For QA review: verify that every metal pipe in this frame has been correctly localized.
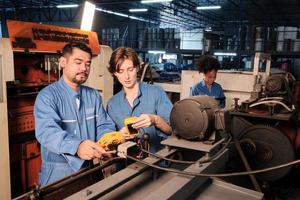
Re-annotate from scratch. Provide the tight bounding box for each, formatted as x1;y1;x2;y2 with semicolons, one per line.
233;138;262;192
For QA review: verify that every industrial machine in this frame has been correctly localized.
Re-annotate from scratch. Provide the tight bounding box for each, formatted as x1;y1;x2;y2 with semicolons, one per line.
229;70;299;182
13;52;300;199
0;20;113;199
5;20;299;199
14;96;265;200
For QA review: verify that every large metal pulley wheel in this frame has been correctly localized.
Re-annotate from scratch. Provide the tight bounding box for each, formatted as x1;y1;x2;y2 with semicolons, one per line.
170;96;219;140
238;125;295;181
265;75;285;93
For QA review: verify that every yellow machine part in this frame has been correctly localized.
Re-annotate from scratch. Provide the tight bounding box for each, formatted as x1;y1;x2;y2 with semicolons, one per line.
97;131;124;150
124;117;140;135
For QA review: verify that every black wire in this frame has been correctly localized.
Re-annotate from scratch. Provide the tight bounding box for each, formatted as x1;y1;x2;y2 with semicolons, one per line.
139;134;232;164
126;154;300;177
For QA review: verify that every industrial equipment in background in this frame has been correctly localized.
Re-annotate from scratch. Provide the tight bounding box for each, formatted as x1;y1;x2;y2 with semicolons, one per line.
14;96;265;200
0;20;113;199
228;52;300;184
13;51;300;199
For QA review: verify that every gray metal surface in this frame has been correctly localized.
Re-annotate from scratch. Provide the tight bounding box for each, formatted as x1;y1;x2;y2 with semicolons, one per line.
65;148;176;200
195;179;263;200
161;136;224;153
66;148;263;200
143;149;228;200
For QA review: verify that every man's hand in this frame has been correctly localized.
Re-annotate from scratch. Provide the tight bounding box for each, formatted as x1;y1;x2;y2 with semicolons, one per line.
77;140;107;160
131;114;156;129
120;126;134;140
131;114;172;134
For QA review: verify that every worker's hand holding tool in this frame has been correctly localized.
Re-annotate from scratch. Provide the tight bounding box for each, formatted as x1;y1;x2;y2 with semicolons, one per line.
131;114;156;129
77;140;110;160
119;126;134;140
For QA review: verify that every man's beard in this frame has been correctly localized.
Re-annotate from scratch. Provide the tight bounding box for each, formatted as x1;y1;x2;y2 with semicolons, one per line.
72;73;88;84
72;78;86;84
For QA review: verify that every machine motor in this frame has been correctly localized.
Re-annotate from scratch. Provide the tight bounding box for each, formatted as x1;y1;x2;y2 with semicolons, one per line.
170;96;226;140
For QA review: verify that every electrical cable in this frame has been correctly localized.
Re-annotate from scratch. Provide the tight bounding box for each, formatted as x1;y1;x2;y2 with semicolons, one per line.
139;134;232;164
126;153;300;177
257;97;283;102
250;100;293;112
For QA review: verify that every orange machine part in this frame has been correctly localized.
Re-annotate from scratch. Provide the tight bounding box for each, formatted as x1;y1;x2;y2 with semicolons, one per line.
13;55;57;86
7;19;100;55
10;140;41;195
8;96;36;135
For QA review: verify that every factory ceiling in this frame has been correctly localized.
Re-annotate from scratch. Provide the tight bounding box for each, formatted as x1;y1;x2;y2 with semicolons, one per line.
1;0;300;30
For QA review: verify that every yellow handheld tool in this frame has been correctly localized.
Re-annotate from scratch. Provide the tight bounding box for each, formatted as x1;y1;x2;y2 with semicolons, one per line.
124;117;140;135
97;131;124;150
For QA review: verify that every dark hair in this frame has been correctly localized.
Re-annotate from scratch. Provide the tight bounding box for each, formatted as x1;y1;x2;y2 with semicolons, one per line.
196;55;220;74
108;47;140;74
62;42;92;58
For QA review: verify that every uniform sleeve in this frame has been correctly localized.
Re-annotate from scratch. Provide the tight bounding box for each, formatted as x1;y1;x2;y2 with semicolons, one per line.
34;91;82;156
106;100;120;130
155;86;173;137
95;92;116;140
219;86;226;108
190;85;197;96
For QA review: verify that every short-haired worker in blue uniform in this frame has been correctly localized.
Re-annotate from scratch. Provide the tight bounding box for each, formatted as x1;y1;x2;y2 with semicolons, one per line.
107;47;172;153
190;55;226;108
34;42;116;185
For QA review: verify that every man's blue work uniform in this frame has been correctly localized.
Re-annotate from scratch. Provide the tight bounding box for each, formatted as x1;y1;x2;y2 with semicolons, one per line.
34;78;115;185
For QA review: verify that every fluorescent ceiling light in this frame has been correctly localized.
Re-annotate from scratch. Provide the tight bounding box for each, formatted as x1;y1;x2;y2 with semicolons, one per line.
197;6;221;10
80;1;95;31
57;4;78;8
141;0;172;4
214;52;237;56
163;54;177;60
148;50;166;54
96;7;156;23
113;12;129;17
205;27;212;32
129;8;148;12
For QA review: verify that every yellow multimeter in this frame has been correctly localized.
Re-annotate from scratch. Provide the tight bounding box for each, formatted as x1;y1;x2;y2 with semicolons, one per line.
124;117;140;135
97;131;124;150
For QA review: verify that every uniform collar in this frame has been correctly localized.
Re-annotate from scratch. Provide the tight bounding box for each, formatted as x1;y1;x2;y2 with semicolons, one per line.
58;77;81;98
122;82;143;100
200;79;206;87
200;79;215;88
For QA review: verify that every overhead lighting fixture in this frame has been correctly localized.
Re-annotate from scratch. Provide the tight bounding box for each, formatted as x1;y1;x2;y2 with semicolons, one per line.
205;27;212;32
96;7;156;23
129;8;148;12
141;0;172;4
80;1;95;31
148;50;166;54
163;54;177;60
114;12;129;17
57;4;79;8
214;52;237;56
196;6;221;10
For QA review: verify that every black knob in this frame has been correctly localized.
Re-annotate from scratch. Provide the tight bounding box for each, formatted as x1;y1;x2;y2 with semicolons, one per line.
143;133;150;141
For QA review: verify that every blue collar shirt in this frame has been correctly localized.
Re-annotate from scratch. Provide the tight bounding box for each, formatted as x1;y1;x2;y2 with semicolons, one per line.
107;83;172;152
190;79;226;108
34;78;115;185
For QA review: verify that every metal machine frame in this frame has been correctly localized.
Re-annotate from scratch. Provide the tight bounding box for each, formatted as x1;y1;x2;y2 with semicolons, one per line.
64;141;263;200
